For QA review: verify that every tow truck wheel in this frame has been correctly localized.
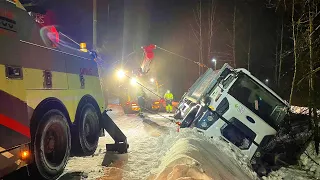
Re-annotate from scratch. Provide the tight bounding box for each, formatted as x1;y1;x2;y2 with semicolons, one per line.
33;109;71;180
74;103;100;156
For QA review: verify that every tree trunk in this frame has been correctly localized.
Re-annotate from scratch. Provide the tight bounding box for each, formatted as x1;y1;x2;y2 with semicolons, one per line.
207;0;215;62
275;18;278;85
308;1;319;154
278;15;284;88
199;0;203;75
248;8;252;71
232;0;237;68
289;0;297;105
308;2;314;119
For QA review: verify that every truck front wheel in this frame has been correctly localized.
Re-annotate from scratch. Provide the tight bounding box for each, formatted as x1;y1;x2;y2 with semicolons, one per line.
180;107;198;128
33;109;71;180
74;103;100;156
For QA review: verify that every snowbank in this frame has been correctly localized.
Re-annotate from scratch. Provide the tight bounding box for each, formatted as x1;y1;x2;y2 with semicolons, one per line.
263;167;315;180
149;128;258;180
65;109;320;180
299;143;320;178
291;106;309;115
291;105;320;115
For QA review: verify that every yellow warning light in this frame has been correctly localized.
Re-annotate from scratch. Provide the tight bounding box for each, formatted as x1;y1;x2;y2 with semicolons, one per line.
80;43;86;49
21;150;30;160
80;43;88;52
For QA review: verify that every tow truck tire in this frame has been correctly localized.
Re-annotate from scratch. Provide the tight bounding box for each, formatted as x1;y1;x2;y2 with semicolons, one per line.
74;103;100;156
33;109;71;180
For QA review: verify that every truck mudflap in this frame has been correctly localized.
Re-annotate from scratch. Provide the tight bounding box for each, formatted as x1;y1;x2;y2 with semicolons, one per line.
100;110;129;154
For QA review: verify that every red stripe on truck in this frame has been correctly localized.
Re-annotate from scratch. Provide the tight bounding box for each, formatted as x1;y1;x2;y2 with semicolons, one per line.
0;114;30;138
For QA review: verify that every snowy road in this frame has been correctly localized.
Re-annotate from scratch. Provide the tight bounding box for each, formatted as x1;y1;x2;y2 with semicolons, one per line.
63;105;257;180
3;106;318;180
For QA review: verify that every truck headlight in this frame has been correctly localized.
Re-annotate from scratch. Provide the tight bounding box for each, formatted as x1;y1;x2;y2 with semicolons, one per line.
255;151;261;158
201;122;208;128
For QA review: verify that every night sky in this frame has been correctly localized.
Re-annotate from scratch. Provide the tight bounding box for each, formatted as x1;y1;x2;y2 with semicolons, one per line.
41;0;305;104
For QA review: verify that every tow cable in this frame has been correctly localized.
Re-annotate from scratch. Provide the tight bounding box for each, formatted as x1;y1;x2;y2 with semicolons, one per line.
138;105;176;123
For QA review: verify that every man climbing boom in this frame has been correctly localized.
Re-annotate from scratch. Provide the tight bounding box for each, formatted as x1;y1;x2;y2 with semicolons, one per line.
164;90;174;113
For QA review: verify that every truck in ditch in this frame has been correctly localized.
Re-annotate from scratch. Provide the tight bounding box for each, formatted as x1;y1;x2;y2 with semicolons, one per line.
176;63;312;175
0;1;128;179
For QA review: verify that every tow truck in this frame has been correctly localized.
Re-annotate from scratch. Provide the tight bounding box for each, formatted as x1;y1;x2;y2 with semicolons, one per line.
177;63;312;175
0;1;128;179
119;87;141;114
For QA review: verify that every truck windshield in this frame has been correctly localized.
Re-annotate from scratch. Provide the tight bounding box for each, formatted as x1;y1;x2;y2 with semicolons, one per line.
228;73;287;129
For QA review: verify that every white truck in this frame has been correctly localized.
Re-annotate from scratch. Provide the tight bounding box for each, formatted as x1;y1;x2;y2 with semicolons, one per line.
175;64;311;175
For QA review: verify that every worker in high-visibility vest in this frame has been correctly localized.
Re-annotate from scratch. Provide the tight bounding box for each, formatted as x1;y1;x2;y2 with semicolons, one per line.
164;90;174;113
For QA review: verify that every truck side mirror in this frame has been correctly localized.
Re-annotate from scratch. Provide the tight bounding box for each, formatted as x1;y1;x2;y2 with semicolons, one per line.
90;51;98;60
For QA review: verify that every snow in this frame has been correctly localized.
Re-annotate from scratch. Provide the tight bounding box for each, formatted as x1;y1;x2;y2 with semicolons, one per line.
291;106;309;115
63;105;320;180
262;167;315;180
291;105;320;115
149;128;258;180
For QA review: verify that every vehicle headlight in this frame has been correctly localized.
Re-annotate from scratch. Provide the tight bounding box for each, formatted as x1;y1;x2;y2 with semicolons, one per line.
255;151;261;158
207;115;213;121
251;158;256;165
201;122;208;128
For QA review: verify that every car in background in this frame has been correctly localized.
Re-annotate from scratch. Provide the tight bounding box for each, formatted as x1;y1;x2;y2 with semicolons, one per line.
122;101;141;114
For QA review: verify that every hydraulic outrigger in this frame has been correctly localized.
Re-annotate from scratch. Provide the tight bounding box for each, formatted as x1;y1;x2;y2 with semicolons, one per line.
101;110;129;154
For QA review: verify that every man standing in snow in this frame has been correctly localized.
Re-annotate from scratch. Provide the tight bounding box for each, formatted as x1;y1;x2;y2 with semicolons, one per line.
164;90;174;113
138;87;146;116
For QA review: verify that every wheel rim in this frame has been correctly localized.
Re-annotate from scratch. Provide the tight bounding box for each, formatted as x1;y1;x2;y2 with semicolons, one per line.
42;121;67;167
83;112;99;146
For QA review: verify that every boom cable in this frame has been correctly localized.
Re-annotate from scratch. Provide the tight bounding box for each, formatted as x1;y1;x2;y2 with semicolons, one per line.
156;46;209;68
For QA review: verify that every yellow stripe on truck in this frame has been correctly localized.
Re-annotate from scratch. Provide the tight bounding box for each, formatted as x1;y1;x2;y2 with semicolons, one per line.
0;147;14;159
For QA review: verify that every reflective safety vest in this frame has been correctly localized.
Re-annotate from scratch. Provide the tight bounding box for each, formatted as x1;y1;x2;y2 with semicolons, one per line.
164;93;174;100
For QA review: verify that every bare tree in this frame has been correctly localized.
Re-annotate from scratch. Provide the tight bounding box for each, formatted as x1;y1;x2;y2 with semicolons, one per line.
307;0;319;154
278;15;284;87
208;0;216;61
233;0;237;67
248;7;252;71
190;0;217;74
289;0;297;104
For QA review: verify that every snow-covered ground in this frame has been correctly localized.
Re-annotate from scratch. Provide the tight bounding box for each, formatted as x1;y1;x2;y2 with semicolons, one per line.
62;105;320;180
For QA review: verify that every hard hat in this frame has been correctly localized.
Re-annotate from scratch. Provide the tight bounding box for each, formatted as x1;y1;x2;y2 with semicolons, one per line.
167;90;170;93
